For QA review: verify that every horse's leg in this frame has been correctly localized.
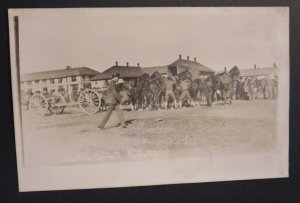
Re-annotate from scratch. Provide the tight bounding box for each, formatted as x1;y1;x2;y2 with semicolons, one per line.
228;89;232;104
158;93;162;110
130;98;135;111
210;89;215;106
142;95;145;109
195;90;200;107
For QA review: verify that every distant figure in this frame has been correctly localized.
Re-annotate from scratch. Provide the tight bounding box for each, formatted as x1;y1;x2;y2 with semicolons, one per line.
236;78;242;100
58;88;70;102
98;73;127;129
243;78;249;100
265;75;275;100
164;76;177;109
231;79;238;100
247;77;257;100
25;89;33;109
70;88;78;102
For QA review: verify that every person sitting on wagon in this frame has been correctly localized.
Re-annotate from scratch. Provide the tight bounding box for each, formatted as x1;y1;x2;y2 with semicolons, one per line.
98;72;127;129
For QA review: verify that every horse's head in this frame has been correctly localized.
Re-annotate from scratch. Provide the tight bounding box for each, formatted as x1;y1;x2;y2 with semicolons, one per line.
177;69;192;81
150;71;159;79
229;66;240;79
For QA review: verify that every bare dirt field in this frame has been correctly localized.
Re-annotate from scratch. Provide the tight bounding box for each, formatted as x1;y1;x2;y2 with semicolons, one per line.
21;100;277;167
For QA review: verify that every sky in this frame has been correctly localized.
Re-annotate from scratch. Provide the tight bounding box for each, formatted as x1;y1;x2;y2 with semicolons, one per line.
15;7;289;74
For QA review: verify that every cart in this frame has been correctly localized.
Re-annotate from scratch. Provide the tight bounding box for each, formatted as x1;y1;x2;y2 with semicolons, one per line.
28;88;106;116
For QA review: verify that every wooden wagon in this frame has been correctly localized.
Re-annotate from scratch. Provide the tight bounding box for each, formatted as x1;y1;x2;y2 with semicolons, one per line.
28;88;106;116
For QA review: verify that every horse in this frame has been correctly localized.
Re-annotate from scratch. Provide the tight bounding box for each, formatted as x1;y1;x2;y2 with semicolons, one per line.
149;71;166;109
176;69;193;81
207;66;240;106
133;73;154;110
117;74;154;111
189;78;216;106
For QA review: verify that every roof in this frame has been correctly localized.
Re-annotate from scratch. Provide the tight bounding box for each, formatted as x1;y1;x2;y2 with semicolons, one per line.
142;66;169;75
21;67;100;82
169;59;214;73
240;67;278;77
91;65;144;80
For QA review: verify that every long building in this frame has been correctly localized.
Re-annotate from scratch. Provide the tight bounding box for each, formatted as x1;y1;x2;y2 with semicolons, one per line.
239;64;278;79
20;66;100;94
143;55;215;78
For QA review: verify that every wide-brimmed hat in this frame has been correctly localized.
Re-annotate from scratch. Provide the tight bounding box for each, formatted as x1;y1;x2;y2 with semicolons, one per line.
112;73;120;78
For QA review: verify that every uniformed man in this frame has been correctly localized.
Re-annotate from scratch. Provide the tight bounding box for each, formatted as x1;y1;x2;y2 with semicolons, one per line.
164;76;177;109
178;78;192;108
98;73;127;129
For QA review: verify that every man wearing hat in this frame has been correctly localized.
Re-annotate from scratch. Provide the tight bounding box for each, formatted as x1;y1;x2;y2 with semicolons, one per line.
98;72;127;129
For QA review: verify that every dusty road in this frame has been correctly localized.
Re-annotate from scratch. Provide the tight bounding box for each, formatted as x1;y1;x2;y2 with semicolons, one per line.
21;100;277;167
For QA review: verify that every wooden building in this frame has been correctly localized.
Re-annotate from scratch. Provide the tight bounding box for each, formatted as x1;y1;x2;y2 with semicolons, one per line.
143;55;214;78
20;66;100;94
239;64;278;79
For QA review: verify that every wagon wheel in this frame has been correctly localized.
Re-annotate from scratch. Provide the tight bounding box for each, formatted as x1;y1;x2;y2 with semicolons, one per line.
49;93;66;115
28;93;49;116
78;89;101;114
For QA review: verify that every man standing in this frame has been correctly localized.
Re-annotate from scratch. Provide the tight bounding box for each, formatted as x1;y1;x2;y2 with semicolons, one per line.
164;76;177;109
98;73;127;129
178;78;192;108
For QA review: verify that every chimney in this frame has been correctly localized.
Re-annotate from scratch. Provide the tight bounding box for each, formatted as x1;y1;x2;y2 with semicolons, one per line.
115;61;118;67
224;67;227;72
179;55;182;60
194;58;197;62
254;64;257;69
187;56;189;61
137;63;140;67
126;62;129;67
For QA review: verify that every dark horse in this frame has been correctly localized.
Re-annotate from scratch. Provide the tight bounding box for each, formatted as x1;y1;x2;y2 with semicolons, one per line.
148;71;166;109
118;73;154;110
207;66;240;106
134;73;155;109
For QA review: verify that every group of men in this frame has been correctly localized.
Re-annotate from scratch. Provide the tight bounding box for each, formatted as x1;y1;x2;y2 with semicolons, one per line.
232;75;277;101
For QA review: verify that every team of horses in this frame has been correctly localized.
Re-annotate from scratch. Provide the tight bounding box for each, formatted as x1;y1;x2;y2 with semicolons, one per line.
117;66;242;110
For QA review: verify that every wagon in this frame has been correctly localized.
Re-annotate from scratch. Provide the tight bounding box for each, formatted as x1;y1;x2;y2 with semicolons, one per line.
28;88;106;116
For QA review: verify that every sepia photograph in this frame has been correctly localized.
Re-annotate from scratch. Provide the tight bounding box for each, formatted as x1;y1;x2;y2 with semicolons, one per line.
8;7;289;192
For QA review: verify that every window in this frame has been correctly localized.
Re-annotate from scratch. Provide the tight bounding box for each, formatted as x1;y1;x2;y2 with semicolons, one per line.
71;76;76;82
43;87;48;92
50;79;55;84
35;80;39;84
58;78;62;83
42;80;46;85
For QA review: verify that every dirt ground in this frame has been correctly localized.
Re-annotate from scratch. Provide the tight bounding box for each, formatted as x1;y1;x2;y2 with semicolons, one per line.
21;100;277;167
